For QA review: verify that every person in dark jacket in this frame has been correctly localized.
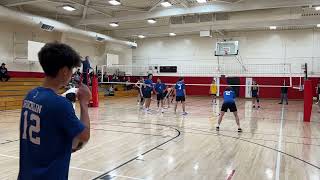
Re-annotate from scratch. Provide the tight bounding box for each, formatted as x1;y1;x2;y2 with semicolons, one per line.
0;63;10;81
279;81;289;105
82;56;91;85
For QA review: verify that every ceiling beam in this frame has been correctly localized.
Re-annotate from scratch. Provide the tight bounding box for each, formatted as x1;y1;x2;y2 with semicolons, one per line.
76;0;320;26
111;16;320;38
82;0;90;19
88;2;147;12
148;0;164;12
5;0;47;7
215;30;225;36
65;0;113;17
172;0;189;8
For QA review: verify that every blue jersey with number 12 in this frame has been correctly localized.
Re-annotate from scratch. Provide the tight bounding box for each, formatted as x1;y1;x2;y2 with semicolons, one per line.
175;81;185;97
223;90;236;103
19;87;85;180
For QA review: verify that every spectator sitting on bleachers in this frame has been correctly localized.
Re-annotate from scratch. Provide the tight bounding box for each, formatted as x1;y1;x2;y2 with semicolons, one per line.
103;72;109;82
76;68;81;76
0;63;10;82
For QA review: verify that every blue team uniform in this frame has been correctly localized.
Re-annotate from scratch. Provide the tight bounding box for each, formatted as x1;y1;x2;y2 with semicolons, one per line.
155;83;166;94
221;90;237;112
175;81;185;97
223;90;235;103
155;83;166;100
175;81;186;102
143;79;153;98
19;87;85;180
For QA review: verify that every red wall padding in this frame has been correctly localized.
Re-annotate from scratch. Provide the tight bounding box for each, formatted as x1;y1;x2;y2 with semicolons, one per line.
8;71;319;99
8;71;45;78
150;76;319;99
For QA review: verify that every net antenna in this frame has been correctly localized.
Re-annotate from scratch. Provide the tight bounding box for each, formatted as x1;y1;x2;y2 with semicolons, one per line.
304;63;308;80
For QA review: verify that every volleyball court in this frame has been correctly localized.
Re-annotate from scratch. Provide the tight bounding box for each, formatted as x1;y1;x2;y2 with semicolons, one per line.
94;40;315;123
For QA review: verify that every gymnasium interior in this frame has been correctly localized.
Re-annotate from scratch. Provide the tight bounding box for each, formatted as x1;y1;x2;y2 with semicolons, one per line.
0;0;320;179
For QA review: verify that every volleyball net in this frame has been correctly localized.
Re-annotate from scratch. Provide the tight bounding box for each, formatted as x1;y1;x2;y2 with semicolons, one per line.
97;63;298;88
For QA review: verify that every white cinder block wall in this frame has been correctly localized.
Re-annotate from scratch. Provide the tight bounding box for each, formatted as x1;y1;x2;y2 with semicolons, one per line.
133;29;320;77
0;22;132;73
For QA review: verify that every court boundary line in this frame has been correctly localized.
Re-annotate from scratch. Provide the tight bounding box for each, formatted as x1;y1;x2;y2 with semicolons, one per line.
92;121;320;146
173;126;320;170
92;120;320;179
92;123;181;180
0;153;144;180
109;121;320;170
226;169;236;180
275;104;285;180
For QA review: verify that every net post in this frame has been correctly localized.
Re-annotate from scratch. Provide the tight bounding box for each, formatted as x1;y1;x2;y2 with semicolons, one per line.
91;74;99;108
304;79;312;122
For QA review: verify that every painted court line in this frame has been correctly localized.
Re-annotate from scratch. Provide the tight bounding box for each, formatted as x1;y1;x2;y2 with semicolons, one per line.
275;105;285;180
108;174;145;180
0;153;18;159
226;169;236;180
69;166;103;174
0;153;143;180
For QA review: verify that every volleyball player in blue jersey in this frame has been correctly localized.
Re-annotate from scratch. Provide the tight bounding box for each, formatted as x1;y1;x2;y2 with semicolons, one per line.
19;42;91;180
216;87;242;132
174;77;187;115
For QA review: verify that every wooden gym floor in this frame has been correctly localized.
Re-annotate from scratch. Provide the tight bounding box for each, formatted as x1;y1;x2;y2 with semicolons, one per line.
0;96;319;180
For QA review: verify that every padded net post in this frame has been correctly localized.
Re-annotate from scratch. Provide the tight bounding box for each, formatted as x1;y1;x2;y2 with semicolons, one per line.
303;80;312;122
90;75;99;107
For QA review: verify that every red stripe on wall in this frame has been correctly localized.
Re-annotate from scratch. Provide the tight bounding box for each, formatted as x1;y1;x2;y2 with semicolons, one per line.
150;76;319;99
8;71;45;78
11;71;317;99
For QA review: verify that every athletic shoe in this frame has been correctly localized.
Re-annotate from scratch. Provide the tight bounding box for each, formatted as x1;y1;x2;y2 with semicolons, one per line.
278;102;283;104
216;126;220;131
238;128;242;132
161;109;164;113
258;106;260;109
253;105;255;108
316;102;319;105
182;112;188;116
286;103;288;105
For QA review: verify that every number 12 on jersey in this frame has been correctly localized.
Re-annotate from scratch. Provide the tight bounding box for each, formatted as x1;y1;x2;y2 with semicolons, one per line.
22;110;41;145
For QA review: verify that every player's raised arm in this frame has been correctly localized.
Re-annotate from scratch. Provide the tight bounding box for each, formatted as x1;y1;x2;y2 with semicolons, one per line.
75;84;92;143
